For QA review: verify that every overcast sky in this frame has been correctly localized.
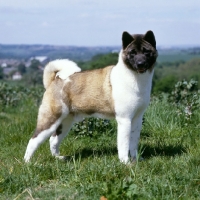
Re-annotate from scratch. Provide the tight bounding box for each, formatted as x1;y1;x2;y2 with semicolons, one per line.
0;0;200;47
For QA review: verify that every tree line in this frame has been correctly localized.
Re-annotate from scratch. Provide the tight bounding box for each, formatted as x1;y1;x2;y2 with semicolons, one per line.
1;52;199;93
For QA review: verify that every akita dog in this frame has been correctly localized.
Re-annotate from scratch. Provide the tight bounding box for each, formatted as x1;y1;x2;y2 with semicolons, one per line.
24;30;158;163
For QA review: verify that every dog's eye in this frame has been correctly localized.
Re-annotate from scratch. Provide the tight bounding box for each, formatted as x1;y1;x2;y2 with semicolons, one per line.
143;48;152;56
130;49;137;55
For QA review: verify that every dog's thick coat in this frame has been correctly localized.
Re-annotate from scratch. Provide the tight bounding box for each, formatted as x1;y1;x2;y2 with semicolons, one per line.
24;31;158;163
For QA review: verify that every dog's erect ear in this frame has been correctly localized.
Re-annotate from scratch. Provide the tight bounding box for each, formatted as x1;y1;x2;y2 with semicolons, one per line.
143;30;156;48
122;31;134;49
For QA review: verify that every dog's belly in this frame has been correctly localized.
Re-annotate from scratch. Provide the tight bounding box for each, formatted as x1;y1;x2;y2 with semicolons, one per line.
72;112;114;124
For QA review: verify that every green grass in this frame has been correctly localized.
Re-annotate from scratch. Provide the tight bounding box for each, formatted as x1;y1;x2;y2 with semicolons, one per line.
0;97;200;199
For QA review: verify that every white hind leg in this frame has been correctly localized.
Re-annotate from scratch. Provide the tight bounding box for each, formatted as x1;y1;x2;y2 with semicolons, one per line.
49;115;74;159
24;117;64;162
24;95;69;163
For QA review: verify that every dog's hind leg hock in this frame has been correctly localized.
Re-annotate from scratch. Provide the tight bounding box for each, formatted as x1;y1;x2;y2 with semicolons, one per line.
116;117;132;164
49;115;74;159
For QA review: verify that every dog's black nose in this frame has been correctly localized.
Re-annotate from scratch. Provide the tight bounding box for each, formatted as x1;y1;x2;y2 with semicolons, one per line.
137;61;145;68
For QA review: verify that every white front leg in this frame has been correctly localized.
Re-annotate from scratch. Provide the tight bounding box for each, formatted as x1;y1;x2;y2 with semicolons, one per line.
129;115;143;161
116;117;132;163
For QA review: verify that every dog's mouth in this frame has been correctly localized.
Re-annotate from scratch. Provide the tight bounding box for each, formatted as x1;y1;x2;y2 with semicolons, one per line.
133;61;150;74
134;65;149;73
136;68;147;73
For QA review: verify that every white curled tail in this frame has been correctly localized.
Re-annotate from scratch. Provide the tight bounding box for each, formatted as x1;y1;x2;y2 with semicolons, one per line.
43;59;81;89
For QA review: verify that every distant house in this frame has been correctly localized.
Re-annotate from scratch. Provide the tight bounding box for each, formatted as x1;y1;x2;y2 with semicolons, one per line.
1;63;7;68
0;59;21;68
12;72;22;80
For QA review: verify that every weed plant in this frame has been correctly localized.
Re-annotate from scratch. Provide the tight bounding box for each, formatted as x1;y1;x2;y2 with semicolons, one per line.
0;82;200;199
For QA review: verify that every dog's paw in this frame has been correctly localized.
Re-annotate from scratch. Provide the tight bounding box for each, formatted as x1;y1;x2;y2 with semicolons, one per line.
129;156;144;163
119;157;129;164
55;155;72;161
24;153;31;163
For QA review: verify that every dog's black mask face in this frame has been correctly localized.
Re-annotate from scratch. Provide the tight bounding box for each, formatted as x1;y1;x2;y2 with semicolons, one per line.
122;30;158;73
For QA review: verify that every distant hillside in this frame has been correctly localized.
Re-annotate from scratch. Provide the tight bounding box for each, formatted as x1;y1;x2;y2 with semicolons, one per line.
0;44;120;61
0;44;200;62
157;46;200;62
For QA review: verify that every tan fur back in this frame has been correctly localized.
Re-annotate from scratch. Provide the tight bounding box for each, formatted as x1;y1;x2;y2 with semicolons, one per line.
63;66;115;117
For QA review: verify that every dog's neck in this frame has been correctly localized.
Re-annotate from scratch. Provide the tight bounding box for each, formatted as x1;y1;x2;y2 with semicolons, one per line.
114;50;154;93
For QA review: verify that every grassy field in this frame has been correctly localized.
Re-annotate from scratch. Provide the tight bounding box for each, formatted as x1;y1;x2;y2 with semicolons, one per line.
0;92;200;199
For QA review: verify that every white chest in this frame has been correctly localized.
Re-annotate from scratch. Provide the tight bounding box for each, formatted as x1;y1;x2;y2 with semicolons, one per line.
110;62;153;118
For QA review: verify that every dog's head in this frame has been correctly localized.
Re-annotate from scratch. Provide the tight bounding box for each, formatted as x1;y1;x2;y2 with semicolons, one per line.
122;30;158;73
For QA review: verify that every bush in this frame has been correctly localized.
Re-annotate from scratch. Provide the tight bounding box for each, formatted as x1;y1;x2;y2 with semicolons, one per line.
0;82;43;111
168;79;199;124
153;75;177;94
0;67;4;79
72;118;115;138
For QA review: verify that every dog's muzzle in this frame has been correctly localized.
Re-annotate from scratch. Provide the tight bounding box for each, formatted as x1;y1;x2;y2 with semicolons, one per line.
135;60;149;73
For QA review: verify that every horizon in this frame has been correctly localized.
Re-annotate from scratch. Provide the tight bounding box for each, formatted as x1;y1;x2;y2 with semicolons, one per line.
1;43;200;49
